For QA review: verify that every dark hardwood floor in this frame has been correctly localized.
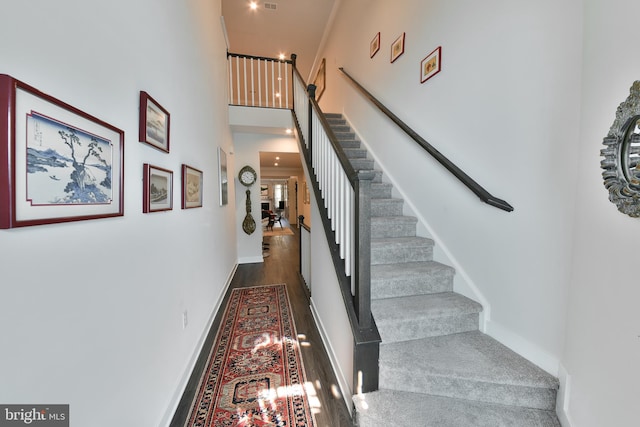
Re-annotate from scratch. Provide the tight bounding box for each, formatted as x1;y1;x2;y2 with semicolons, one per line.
170;219;354;427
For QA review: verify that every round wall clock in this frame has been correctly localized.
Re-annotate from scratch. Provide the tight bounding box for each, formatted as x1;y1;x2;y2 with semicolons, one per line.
238;165;257;234
238;165;257;187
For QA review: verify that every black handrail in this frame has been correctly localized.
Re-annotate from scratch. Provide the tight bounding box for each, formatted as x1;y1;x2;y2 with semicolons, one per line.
339;68;514;212
227;51;293;64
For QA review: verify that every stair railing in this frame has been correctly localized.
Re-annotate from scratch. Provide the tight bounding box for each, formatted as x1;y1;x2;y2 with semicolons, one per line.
339;67;514;212
292;56;381;394
227;52;293;109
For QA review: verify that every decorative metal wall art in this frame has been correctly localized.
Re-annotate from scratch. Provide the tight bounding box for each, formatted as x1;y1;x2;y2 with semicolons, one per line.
601;81;640;217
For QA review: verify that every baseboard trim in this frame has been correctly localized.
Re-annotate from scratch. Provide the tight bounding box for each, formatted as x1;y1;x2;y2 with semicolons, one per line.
485;319;559;376
160;262;238;427
556;363;574;427
309;298;353;416
238;255;264;264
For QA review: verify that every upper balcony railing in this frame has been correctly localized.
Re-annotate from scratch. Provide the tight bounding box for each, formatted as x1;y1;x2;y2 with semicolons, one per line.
227;52;293;109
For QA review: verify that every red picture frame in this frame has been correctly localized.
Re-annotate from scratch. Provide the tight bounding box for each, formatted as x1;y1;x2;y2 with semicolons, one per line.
0;74;125;228
370;32;381;58
421;46;442;83
391;32;405;63
181;164;203;209
143;164;173;213
139;91;170;153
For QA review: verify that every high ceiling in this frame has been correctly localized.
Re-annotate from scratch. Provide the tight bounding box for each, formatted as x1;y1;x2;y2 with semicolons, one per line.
221;0;337;83
223;0;337;177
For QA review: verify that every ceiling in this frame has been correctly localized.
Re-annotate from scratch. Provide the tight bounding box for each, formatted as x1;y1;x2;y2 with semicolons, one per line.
221;0;337;83
223;0;336;177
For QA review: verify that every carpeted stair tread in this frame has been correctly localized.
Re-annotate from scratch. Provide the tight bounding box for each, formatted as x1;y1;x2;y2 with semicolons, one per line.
373;292;482;342
371;261;454;298
353;389;561;427
371;181;392;197
371;236;434;265
379;331;559;410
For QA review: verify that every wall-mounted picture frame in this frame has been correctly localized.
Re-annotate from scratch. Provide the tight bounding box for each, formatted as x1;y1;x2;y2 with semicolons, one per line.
139;91;170;153
0;74;125;229
313;58;326;101
303;182;310;204
143;164;173;213
181;164;203;209
370;32;381;58
421;46;442;83
218;147;228;206
391;32;406;63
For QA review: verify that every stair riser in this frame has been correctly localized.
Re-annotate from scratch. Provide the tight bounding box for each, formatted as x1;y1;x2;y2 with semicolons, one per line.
376;313;479;343
339;140;361;149
371;183;392;198
371;246;432;265
371;272;454;298
371;221;416;238
343;149;367;159
330;124;351;133
349;158;375;170
378;368;558;411
371;200;404;217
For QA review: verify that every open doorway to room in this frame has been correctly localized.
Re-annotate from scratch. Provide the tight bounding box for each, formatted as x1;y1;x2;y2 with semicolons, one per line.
259;151;305;227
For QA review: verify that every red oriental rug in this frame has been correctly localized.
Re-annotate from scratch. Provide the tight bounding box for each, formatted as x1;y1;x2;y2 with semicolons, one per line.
184;284;316;427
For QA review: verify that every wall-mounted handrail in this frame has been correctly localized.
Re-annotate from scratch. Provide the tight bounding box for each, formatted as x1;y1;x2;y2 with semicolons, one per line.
339;68;514;212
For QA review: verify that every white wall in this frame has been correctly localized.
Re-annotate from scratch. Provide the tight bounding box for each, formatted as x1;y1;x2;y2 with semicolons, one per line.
560;0;640;425
233;131;299;262
0;1;237;426
318;0;582;375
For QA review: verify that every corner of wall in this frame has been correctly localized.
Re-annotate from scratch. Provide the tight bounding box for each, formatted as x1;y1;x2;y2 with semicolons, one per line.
556;363;574;427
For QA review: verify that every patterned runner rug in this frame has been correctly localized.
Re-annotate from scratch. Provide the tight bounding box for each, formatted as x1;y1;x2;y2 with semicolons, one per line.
184;284;316;427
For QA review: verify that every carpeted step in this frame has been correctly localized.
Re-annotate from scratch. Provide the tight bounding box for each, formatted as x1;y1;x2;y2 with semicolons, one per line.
379;331;559;410
348;158;375;170
324;112;343;120
353;389;561;427
329;124;351;133
371;215;417;238
337;138;361;149
371;261;455;298
371;236;433;265
371;181;392;198
372;292;482;343
343;147;368;159
371;198;404;217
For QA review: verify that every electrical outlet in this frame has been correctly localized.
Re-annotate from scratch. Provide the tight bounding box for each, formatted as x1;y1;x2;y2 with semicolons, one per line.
182;310;188;329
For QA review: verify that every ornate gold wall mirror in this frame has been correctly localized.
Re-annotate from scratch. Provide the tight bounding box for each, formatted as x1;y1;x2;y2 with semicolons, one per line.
601;81;640;217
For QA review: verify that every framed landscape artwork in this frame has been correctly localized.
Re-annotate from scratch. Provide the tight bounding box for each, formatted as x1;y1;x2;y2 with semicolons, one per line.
143;164;173;213
421;46;442;83
370;32;381;58
0;74;125;228
139;91;170;153
181;164;203;209
391;32;405;63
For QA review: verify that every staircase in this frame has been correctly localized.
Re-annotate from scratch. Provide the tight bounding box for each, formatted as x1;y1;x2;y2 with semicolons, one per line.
324;113;561;427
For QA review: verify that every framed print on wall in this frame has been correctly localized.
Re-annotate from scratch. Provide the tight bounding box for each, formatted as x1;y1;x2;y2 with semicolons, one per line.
391;32;405;63
143;164;173;213
139;91;170;153
370;32;381;58
0;74;125;229
181;164;203;209
313;58;326;101
421;46;442;83
218;147;228;206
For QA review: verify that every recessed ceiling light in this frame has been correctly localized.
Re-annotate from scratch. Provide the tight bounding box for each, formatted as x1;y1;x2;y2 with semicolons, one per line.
274;163;279;166
278;53;285;60
276;156;280;160
249;2;258;10
275;92;281;98
285;129;292;134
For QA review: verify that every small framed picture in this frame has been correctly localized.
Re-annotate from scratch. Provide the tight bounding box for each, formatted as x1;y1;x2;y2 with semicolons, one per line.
181;164;203;209
313;58;326;101
0;74;124;228
139;91;170;153
391;32;405;63
370;32;380;58
218;147;228;206
143;164;173;213
421;46;442;83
